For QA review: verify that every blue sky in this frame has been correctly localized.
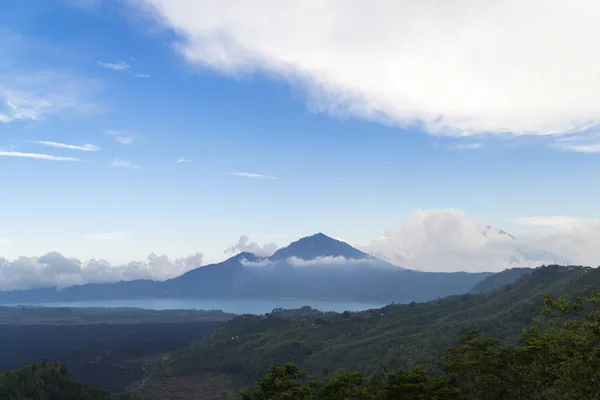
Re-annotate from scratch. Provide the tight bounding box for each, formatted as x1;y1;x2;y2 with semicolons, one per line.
1;0;599;281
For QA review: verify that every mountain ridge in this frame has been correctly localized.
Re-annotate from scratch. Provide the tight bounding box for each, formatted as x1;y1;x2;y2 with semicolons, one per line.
0;233;490;304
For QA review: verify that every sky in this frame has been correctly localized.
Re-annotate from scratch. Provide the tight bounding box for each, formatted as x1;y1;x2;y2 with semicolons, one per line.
1;0;600;289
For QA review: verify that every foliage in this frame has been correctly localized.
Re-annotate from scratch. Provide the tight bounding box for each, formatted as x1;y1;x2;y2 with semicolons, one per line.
0;361;131;400
161;265;600;384
242;290;600;399
0;321;222;393
469;267;533;294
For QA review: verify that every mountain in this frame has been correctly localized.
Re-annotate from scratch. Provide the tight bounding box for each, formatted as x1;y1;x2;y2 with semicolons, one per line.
0;233;490;304
269;233;374;262
152;264;600;392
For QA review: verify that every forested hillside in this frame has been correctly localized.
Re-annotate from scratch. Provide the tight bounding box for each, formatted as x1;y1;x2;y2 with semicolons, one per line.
242;291;600;399
0;362;132;400
469;267;533;293
154;265;600;390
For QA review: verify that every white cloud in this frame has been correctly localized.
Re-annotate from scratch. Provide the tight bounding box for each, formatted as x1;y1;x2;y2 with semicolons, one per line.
31;140;100;152
286;256;366;267
116;136;135;145
0;151;81;162
0;251;204;290
225;234;278;257
176;157;191;163
105;130;135;145
83;232;131;240
0;71;103;122
231;171;276;179
553;131;600;153
97;60;131;71
513;216;589;228
363;209;600;272
131;0;600;138
105;129;126;135
111;157;140;169
442;142;484;150
97;60;150;78
240;258;274;268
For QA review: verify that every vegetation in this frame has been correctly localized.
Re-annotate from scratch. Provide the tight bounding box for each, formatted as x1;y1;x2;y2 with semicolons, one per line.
159;265;600;385
0;305;234;325
242;291;600;399
469;267;532;294
0;321;223;393
0;361;128;399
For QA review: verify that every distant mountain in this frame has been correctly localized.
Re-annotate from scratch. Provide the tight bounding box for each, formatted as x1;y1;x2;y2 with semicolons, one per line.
0;233;489;304
269;233;373;262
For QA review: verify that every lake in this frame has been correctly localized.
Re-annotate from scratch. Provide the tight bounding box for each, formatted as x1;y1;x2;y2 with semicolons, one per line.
9;298;386;315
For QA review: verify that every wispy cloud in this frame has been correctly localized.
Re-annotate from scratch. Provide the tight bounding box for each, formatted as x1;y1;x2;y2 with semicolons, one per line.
176;157;191;164
83;232;131;240
231;171;276;179
116;136;134;145
31;140;100;152
97;60;150;78
442;142;484;150
105;129;135;145
556;143;600;154
512;216;591;228
111;157;140;169
553;131;600;154
97;60;130;71
0;71;103;122
0;151;81;162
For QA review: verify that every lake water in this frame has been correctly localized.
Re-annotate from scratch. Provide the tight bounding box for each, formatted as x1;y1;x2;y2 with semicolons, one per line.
11;298;386;315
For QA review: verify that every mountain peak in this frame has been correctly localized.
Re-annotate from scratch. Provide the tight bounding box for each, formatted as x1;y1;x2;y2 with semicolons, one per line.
269;233;369;261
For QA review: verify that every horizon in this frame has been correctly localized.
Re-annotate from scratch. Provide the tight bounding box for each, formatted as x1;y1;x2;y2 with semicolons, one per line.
1;1;600;290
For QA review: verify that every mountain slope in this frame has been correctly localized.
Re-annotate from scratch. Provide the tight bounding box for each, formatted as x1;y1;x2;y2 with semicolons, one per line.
157;265;599;386
469;267;533;293
0;233;489;304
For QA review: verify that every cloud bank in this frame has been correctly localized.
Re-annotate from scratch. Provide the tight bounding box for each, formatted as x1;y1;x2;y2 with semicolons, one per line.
131;0;600;137
225;235;278;257
0;252;203;290
363;209;600;272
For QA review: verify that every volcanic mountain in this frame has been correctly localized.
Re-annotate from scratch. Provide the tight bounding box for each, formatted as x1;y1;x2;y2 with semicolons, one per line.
0;233;492;304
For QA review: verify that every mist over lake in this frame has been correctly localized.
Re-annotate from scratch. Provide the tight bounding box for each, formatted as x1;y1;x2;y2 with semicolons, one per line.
5;298;386;315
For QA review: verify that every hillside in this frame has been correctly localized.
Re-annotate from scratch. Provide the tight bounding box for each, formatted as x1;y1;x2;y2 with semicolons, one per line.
469;267;533;293
149;265;600;395
0;362;125;399
241;289;600;400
